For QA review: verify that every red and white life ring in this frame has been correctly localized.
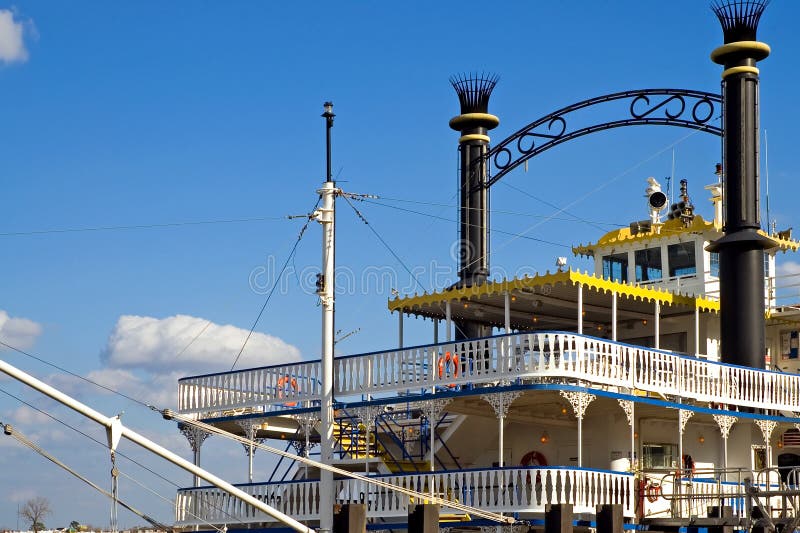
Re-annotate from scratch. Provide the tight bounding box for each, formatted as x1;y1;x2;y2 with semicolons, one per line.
646;482;662;503
520;450;548;483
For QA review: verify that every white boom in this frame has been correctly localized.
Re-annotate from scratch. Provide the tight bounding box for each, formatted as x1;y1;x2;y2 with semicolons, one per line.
0;358;314;533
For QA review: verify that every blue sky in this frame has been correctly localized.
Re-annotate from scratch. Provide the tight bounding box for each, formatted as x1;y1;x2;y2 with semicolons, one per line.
1;1;800;528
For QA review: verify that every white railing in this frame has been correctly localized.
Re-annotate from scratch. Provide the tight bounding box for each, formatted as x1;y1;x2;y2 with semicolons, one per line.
174;467;634;526
178;331;800;416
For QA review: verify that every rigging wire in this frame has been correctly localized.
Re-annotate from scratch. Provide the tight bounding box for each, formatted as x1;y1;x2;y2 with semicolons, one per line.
341;193;429;293
357;198;570;249
0;385;240;525
0;215;287;238
1;422;172;532
497;181;609;232
117;471;227;533
0;339;151;410
370;194;620;227
230;199;320;371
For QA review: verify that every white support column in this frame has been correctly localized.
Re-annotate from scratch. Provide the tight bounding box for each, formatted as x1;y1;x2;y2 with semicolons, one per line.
677;409;693;517
445;301;452;342
654;301;661;350
315;180;336;532
180;424;210;488
713;414;737;478
482;390;522;468
618;400;634;469
694;305;700;357
417;399;451;498
612;291;618;341
577;283;584;335
756;419;778;468
560;391;595;467
398;311;404;349
235;420;263;483
292;413;319;480
678;409;694;474
504;292;511;333
353;405;384;478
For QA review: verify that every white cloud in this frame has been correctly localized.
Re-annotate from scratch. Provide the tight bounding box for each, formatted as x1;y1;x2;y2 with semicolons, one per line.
101;314;302;374
9;404;52;425
777;260;800;278
0;9;29;64
0;310;43;350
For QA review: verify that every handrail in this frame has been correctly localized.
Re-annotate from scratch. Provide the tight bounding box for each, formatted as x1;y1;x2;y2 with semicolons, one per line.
175;465;635;525
178;331;800;417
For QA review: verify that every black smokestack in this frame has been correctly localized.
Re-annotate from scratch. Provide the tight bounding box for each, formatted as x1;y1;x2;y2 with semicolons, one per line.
707;0;773;369
449;73;499;341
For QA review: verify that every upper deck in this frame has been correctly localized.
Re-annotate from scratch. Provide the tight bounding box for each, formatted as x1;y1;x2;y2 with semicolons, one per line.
178;330;800;418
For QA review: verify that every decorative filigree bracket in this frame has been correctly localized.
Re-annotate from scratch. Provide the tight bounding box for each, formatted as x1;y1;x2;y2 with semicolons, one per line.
179;423;210;452
679;409;694;434
235;419;266;458
617;399;634;427
479;89;722;188
416;398;452;424
481;390;522;419
714;414;737;440
292;412;320;436
755;419;778;444
559;391;596;419
352;405;385;433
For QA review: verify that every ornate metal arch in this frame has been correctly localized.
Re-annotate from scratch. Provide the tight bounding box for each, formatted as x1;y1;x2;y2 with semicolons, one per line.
483;89;722;188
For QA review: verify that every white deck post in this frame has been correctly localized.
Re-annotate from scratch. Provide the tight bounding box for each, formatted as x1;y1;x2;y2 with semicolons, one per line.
694;305;700;356
630;402;635;467
560;391;595;468
714;415;736;480
445;301;452;342
504;292;511;333
180;426;209;488
654;301;661;350
577;283;583;335
398;311;404;349
611;291;618;341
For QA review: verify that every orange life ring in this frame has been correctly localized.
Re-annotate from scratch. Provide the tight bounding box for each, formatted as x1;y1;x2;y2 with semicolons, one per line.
438;352;460;383
277;375;298;406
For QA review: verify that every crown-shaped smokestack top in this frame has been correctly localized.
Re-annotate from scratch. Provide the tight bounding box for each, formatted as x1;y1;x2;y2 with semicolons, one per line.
450;73;499;114
711;0;769;43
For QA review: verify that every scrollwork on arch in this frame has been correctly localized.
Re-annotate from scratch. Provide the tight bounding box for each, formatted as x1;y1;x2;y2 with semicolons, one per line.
479;89;722;189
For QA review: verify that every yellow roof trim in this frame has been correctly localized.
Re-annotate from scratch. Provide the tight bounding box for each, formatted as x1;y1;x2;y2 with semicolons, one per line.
573;216;717;257
573;214;800;256
388;269;720;313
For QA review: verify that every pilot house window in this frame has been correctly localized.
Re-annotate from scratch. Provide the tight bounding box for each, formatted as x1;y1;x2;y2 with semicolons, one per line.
635;248;662;282
668;242;696;277
603;252;628;283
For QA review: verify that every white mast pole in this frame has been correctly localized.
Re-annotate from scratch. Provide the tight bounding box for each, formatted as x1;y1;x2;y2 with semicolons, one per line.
0;358;315;533
317;179;336;532
317;101;337;533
